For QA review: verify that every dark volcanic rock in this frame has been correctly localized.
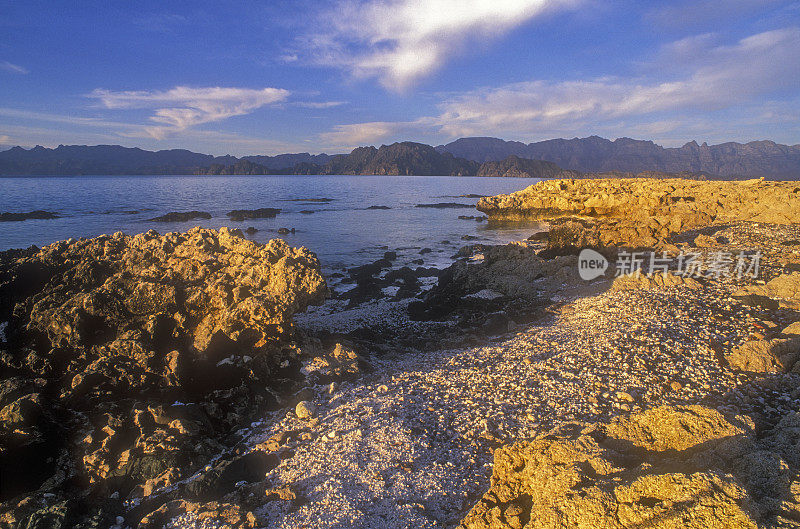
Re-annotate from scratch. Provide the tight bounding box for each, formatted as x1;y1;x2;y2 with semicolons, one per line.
0;210;59;222
226;208;281;221
366;205;391;210
150;211;211;222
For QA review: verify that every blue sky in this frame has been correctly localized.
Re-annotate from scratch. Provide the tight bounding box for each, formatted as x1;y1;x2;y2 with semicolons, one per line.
0;0;798;155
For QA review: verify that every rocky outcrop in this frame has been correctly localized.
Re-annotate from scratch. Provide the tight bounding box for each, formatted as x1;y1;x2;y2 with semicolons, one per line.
478;178;800;228
725;319;800;374
0;228;327;526
460;405;800;528
543;216;676;251
476;155;579;179
734;272;800;311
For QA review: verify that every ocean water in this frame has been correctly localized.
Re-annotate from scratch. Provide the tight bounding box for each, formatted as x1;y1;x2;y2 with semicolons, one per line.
0;175;545;272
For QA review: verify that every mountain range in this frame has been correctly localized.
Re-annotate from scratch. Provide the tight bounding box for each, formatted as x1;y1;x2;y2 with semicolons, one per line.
1;136;798;178
437;136;800;178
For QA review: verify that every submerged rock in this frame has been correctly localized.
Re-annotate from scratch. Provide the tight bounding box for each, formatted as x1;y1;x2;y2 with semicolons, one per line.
226;208;281;221
0;210;59;222
416;203;474;209
150;211;211;222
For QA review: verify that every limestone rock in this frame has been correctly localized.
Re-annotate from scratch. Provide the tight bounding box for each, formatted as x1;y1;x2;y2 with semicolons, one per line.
295;401;317;419
727;337;800;373
734;273;800;311
460;405;800;529
477;179;800;228
0;228;327;520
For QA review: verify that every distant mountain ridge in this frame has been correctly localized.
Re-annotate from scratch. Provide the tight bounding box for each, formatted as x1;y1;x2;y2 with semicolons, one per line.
0;145;334;175
196;142;570;177
1;136;799;178
299;142;479;176
437;136;800;178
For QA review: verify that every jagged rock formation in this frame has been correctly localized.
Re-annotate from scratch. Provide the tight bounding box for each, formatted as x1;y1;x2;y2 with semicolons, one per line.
476;155;580;179
0;228;327;527
478;178;800;230
439;136;800;178
460;405;800;528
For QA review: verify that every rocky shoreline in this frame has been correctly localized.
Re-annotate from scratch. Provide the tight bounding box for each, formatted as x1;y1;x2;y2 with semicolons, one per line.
2;178;800;528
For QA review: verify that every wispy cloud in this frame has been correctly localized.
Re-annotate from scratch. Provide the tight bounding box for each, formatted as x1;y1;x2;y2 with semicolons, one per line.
319;27;800;147
302;0;581;91
0;61;29;74
294;101;346;109
89;86;291;139
0;135;12;144
320;121;410;145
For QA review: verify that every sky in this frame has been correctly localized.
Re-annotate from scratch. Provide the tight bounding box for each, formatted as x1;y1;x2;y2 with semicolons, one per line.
0;0;798;156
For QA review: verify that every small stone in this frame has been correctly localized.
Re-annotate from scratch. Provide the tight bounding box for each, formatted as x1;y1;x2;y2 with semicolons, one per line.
295;401;317;419
616;391;634;402
377;384;389;393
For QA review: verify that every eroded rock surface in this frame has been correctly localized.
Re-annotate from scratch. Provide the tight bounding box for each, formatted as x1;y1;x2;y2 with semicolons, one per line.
478;178;800;229
461;405;800;529
0;227;327;527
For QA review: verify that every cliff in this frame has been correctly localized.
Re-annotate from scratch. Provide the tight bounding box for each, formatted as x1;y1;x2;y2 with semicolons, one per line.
476;155;580;178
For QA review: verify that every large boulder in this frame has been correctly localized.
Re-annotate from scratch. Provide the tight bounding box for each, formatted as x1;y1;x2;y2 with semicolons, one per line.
460;405;800;528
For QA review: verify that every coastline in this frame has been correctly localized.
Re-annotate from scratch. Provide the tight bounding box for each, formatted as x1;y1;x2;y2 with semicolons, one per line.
2;178;800;527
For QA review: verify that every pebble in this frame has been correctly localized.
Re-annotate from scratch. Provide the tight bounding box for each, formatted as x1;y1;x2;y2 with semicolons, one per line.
296;401;317;419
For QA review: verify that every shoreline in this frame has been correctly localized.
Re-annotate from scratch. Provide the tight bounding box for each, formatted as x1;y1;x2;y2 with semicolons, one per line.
2;178;800;527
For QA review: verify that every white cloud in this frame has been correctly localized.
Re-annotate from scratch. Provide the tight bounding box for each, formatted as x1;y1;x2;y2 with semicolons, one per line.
319;27;800;146
320;121;406;145
0;61;29;74
89;86;290;139
305;0;581;90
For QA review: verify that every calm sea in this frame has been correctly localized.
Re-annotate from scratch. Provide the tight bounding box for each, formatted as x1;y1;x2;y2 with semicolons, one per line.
0;175;544;272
